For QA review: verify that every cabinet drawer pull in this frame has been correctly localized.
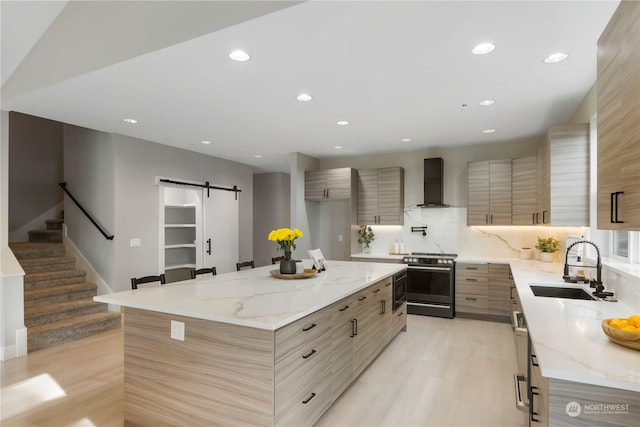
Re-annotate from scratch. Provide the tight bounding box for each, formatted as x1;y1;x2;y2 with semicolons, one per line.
542;210;548;224
465;267;478;270
302;392;316;404
531;353;539;367
339;305;350;312
532;213;536;224
380;300;385;315
614;191;624;223
530;386;540;422
302;349;317;359
373;288;381;293
466;278;477;282
465;297;477;301
397;311;404;317
358;296;367;302
302;323;317;332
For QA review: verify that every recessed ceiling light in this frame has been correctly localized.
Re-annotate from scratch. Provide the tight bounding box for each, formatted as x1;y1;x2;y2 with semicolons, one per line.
229;49;250;62
544;52;568;64
478;99;495;106
296;93;313;102
482;129;496;134
336;120;350;126
254;154;263;158
200;140;212;145
333;145;343;150
123;118;138;124
472;42;495;55
400;138;412;142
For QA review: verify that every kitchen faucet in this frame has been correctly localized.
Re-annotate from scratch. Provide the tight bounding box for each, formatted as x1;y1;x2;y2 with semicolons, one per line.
562;240;611;297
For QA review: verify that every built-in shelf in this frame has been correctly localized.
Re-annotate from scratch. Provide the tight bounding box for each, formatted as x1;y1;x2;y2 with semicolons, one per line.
165;244;196;249
164;224;196;228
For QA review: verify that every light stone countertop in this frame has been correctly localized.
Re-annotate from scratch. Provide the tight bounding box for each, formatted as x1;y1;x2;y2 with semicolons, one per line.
509;259;640;393
95;260;405;331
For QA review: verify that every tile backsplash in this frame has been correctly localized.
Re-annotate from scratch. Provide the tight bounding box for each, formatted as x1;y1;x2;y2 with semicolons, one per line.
360;207;586;259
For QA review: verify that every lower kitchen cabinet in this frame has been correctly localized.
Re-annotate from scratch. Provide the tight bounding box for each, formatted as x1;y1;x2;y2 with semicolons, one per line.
456;262;512;322
529;344;549;427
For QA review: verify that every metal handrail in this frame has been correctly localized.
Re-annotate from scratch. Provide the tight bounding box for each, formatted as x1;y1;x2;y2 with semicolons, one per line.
58;182;114;240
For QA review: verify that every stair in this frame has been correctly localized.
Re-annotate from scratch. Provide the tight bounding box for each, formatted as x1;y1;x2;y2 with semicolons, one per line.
27;218;64;243
9;242;121;352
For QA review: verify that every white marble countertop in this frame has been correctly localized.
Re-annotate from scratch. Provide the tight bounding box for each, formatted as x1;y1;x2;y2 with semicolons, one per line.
95;261;405;331
350;253;406;260
509;259;640;393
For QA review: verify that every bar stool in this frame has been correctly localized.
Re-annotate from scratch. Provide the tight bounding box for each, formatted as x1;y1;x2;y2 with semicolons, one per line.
191;267;217;279
236;260;255;271
131;274;166;290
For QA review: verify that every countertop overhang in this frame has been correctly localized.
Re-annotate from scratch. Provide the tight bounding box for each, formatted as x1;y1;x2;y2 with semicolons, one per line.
509;259;640;393
95;261;405;331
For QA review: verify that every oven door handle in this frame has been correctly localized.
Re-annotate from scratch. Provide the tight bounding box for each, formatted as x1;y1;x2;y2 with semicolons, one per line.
407;266;451;272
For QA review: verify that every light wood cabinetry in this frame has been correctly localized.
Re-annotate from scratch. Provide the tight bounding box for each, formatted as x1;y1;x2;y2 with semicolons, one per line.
511;156;537;225
529;343;549;427
455;263;489;315
330;295;356;400
488;263;513;319
535;124;590;226
467;159;512;225
305;168;356;201
456;262;511;322
357;167;405;225
597;0;640;230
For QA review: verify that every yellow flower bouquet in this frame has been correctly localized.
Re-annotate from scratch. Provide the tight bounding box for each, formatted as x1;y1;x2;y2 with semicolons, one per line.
268;227;304;256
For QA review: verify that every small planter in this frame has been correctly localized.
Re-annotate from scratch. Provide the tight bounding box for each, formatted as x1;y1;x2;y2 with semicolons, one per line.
540;252;555;262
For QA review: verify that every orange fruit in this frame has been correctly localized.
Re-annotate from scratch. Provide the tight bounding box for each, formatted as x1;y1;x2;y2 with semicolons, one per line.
627;314;640;327
609;318;627;329
621;325;640;334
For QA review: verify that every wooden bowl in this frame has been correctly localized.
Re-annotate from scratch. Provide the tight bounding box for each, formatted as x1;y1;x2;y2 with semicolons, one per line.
602;319;640;351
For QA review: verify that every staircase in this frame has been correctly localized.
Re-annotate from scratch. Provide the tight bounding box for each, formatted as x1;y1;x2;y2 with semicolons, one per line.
10;235;121;352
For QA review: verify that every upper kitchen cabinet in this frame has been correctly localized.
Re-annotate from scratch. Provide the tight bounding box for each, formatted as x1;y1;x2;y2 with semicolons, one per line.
467;159;512;225
357;167;404;225
305;168;357;201
536;124;590;226
597;0;640;230
511;156;537;225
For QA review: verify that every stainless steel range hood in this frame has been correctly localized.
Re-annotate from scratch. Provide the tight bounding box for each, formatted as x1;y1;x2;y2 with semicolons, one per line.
418;157;450;207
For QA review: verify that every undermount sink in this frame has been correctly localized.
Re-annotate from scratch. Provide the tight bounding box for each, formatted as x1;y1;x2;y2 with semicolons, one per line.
529;285;596;300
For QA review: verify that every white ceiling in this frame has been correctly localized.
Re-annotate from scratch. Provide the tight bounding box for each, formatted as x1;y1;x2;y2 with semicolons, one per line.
1;0;619;173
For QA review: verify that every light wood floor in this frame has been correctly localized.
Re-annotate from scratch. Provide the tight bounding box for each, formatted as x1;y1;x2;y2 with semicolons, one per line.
1;315;526;427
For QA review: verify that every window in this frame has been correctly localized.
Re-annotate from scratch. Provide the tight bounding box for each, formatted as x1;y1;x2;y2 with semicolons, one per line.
611;230;629;259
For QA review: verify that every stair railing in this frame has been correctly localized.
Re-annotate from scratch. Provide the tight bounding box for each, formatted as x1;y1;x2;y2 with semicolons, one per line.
58;182;114;240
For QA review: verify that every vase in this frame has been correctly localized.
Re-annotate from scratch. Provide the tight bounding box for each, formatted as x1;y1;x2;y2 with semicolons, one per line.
540;252;555;262
280;250;296;274
363;244;370;254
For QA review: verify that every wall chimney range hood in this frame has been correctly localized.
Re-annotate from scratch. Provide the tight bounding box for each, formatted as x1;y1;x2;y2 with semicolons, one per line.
418;157;450;207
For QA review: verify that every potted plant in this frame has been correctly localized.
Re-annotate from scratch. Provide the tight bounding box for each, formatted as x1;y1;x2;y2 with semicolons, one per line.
536;236;559;262
268;227;303;274
358;225;375;253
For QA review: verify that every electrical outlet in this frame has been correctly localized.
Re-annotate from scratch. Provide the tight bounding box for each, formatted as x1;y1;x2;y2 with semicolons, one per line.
130;238;141;247
338;234;343;242
170;320;185;341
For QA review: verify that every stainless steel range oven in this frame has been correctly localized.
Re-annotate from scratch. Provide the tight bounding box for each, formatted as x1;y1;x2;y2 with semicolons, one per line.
402;253;457;318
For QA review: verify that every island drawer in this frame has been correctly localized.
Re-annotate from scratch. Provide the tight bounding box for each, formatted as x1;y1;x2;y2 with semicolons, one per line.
275;306;331;361
275;370;332;427
275;334;331;423
456;281;489;296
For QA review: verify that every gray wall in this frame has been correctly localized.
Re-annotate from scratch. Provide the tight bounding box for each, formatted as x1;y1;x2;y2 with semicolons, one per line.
9;112;63;231
63;125;116;286
112;134;254;292
253;172;290;267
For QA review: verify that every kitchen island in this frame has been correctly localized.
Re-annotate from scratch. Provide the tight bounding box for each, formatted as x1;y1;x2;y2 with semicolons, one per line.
95;261;406;426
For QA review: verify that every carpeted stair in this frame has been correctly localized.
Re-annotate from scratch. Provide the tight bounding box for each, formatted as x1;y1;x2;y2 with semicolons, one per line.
27;218;64;243
9;241;121;352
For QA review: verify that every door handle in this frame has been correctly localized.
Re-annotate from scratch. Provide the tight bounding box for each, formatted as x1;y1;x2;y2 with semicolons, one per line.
206;238;212;255
614;192;624;223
